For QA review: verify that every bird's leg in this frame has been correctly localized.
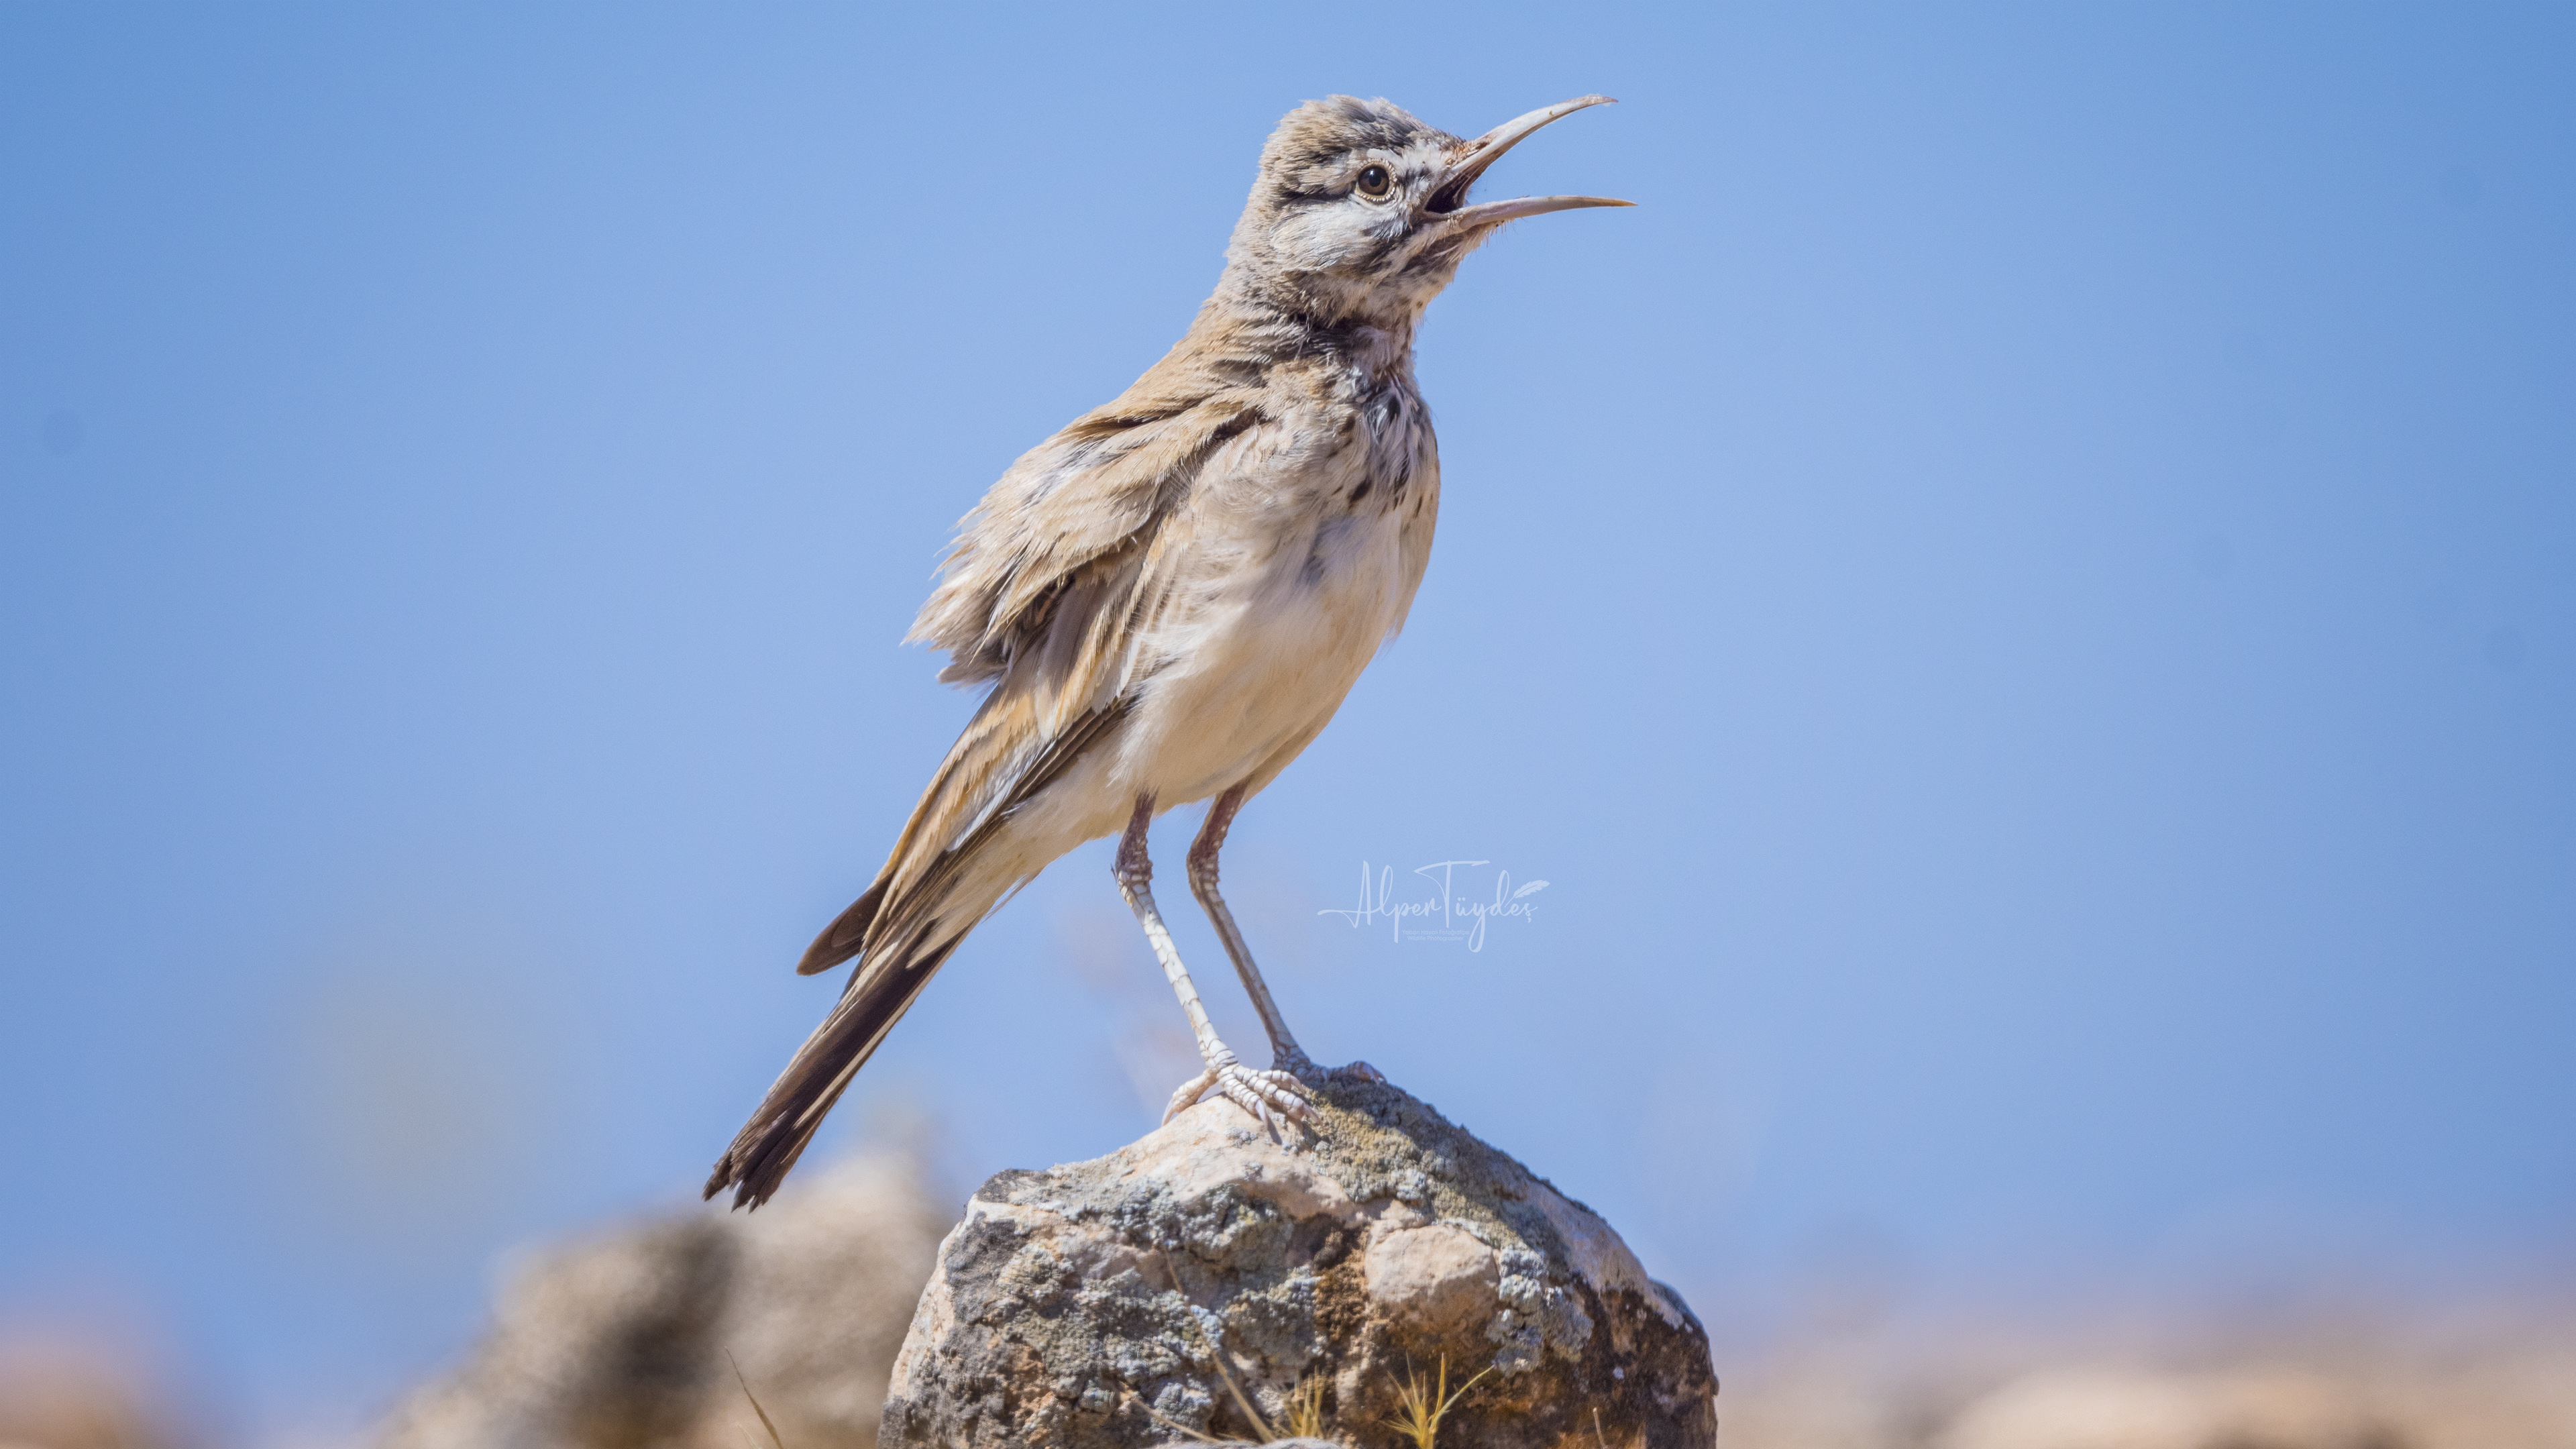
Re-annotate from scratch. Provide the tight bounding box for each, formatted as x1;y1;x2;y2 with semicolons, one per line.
1187;786;1313;1074
1114;795;1309;1129
1189;786;1383;1087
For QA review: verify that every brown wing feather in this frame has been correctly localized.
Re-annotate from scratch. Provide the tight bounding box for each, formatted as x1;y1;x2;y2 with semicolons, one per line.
909;317;1279;686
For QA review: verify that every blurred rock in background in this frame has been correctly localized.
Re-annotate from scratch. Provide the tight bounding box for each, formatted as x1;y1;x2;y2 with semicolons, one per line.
0;1320;198;1449
1716;1304;2576;1449
374;1146;950;1449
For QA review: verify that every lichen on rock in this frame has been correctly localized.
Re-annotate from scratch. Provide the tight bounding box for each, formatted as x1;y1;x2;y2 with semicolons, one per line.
881;1075;1716;1448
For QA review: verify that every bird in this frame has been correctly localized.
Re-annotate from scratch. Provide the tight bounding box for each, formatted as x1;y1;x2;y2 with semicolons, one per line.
706;93;1629;1210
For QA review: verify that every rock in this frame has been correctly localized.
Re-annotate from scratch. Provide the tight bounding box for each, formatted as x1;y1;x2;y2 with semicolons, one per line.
0;1330;190;1449
1148;1442;1348;1449
880;1075;1717;1448
379;1147;951;1449
1706;1316;2576;1449
1938;1367;2396;1449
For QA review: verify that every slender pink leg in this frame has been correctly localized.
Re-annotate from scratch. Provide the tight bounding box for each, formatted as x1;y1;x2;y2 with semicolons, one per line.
1114;795;1309;1127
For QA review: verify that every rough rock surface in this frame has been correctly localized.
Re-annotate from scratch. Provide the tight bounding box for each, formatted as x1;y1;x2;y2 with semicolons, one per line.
881;1075;1717;1448
378;1148;951;1449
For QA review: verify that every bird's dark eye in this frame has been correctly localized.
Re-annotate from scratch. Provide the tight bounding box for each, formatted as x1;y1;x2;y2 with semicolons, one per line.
1354;164;1394;200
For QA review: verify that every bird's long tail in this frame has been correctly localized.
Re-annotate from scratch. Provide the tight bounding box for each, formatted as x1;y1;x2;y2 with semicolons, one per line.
701;912;972;1210
705;691;1131;1210
703;758;1016;1208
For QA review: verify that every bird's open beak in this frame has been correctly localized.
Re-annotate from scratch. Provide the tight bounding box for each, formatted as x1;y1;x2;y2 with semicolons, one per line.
1426;94;1633;227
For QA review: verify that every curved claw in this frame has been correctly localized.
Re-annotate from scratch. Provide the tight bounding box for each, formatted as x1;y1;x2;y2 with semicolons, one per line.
1162;1065;1222;1126
1338;1059;1388;1085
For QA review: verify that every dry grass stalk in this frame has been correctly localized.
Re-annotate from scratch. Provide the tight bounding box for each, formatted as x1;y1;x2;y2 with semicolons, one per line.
1281;1375;1328;1438
726;1350;788;1449
1383;1356;1491;1449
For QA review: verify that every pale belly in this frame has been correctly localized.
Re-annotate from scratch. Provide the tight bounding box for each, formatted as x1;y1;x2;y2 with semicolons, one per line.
1115;504;1419;805
988;500;1421;870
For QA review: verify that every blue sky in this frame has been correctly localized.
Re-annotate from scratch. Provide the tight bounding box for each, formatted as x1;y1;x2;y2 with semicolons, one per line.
4;3;2571;1441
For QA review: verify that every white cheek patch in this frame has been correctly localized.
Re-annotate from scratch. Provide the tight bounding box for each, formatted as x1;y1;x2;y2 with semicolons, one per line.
1274;203;1405;272
1270;209;1352;270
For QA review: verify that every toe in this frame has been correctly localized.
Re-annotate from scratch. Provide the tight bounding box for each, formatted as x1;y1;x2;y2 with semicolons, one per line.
1248;1070;1311;1120
1254;1067;1309;1095
1162;1067;1220;1126
1214;1071;1273;1126
1205;1064;1308;1128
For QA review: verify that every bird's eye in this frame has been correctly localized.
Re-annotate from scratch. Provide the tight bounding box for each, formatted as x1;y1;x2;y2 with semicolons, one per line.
1354;164;1394;200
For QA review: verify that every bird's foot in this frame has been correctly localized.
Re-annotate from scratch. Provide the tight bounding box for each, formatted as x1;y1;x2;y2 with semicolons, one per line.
1164;1045;1311;1132
1268;1046;1381;1083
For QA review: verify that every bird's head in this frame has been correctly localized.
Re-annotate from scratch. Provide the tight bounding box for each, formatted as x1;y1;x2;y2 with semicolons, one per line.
1223;94;1629;330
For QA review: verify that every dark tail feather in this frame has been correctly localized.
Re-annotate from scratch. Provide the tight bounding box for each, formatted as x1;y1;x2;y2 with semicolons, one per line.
704;932;960;1210
796;877;890;975
720;698;1128;1205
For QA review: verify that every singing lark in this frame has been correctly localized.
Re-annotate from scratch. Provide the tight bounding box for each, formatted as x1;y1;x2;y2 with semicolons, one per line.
708;95;1627;1208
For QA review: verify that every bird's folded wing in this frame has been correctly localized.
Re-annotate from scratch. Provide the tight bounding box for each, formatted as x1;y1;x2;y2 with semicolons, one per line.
911;368;1265;686
853;371;1284;966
